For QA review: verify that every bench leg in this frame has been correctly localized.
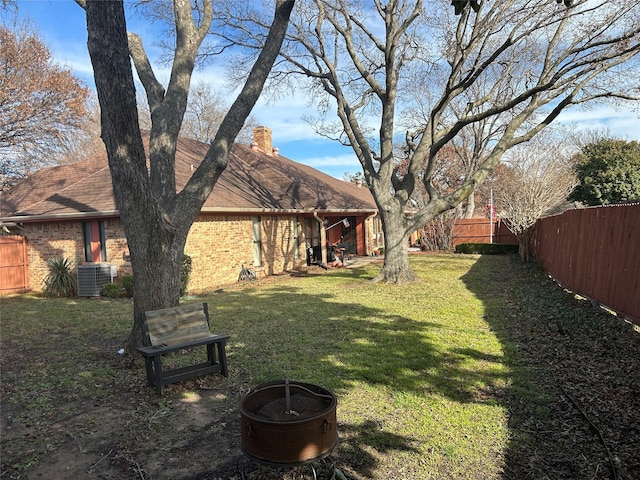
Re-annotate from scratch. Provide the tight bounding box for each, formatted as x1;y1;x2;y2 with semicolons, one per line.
154;355;165;395
206;341;229;377
206;343;216;367
217;340;228;377
141;339;228;395
143;356;155;386
143;353;165;395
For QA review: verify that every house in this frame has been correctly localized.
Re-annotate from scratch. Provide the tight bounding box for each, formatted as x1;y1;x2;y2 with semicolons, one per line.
0;127;382;294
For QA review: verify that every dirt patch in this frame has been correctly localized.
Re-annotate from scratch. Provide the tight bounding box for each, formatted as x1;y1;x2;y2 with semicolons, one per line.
1;371;243;479
1;354;351;480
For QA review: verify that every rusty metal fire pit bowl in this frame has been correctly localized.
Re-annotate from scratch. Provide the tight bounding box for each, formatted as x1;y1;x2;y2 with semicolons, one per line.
240;379;338;465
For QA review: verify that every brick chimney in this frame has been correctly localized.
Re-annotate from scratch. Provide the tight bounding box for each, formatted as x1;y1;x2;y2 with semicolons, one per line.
253;126;273;155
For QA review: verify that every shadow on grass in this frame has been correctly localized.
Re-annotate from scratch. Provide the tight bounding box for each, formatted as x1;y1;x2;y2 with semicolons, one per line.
211;276;507;400
201;267;511;477
461;254;640;480
3;276;499;479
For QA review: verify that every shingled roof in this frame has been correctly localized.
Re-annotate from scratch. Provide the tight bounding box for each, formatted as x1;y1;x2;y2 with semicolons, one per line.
1;133;377;222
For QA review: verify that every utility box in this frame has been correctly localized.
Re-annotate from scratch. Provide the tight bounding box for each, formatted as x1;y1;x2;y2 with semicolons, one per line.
77;264;115;297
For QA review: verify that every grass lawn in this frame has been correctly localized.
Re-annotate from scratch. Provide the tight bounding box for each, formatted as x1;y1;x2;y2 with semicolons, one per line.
1;254;638;480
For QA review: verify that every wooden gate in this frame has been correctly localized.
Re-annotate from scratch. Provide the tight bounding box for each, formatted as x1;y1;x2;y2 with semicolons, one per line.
0;236;28;293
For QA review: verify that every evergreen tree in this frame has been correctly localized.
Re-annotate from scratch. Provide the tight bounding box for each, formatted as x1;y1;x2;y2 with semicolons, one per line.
569;140;640;206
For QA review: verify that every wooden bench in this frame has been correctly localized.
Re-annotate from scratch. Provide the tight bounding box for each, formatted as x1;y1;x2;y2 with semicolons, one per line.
137;302;229;394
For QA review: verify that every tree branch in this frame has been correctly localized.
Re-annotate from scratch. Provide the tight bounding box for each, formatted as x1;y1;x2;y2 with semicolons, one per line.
558;384;619;480
127;32;165;113
178;0;296;212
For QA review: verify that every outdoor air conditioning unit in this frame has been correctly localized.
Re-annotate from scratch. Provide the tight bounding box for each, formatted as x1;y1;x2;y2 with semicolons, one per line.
77;264;116;297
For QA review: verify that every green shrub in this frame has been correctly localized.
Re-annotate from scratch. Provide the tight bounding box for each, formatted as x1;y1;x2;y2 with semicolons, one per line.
378;247;385;255
102;282;121;298
180;254;192;296
122;274;134;297
455;243;519;255
43;258;77;298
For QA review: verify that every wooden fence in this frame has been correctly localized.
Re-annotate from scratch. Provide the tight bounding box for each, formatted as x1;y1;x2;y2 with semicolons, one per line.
530;203;640;325
0;235;29;293
451;218;518;247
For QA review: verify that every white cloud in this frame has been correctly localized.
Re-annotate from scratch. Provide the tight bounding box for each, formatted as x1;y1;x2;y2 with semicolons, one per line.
253;107;320;143
262;118;318;143
557;106;640;140
300;153;361;170
55;51;94;78
191;64;231;90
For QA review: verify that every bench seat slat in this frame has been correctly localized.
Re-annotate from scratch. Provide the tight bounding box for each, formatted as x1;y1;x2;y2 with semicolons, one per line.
138;334;229;355
145;304;213;346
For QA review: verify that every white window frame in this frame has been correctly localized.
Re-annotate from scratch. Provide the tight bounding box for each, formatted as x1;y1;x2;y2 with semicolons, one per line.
252;216;262;267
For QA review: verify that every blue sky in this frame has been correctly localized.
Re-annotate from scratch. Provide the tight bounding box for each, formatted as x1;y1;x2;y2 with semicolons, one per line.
14;0;640;179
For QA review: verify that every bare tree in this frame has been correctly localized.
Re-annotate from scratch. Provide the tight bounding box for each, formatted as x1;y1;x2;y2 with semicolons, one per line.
77;0;294;351
54;92;105;165
180;80;258;144
402;65;511;219
495;133;578;261
449;119;504;218
0;21;89;191
225;0;640;284
1;0;16;13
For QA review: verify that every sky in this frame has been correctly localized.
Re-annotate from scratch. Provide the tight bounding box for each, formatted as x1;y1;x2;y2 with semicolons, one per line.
12;0;640;179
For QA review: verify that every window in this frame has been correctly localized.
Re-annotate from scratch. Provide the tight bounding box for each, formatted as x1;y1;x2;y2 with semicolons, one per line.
293;217;299;260
373;215;384;248
83;220;107;263
252;216;262;267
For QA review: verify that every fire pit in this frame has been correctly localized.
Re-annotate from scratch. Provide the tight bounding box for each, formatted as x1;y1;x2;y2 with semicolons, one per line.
239;379;338;465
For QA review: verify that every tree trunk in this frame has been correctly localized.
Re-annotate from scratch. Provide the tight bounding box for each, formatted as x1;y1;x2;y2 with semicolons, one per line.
372;208;418;284
518;228;532;262
84;0;295;352
123;227;187;353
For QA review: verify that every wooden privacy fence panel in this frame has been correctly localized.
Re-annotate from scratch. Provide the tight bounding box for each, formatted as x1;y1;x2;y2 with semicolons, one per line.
452;218;518;247
530;204;640;324
0;236;29;293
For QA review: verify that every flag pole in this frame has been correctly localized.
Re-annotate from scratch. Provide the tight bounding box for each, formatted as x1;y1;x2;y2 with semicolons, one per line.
325;218;350;231
489;189;494;244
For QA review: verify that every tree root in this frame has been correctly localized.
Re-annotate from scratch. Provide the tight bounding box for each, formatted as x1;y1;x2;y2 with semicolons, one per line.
371;268;419;285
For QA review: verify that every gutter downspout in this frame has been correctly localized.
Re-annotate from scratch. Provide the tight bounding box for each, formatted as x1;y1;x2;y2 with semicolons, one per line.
313;211;328;265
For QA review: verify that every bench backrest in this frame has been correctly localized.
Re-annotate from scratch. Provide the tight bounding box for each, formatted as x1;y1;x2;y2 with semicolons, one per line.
142;303;213;347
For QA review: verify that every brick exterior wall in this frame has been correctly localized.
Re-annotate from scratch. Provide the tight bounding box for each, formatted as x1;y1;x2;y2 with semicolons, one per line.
20;214;308;294
186;214;306;292
20;218;129;291
22;222;83;291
